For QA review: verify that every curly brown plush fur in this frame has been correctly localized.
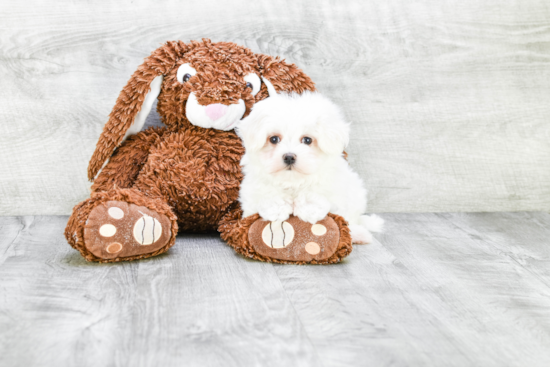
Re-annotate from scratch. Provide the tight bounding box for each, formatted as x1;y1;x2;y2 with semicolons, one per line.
87;39;314;181
65;39;352;264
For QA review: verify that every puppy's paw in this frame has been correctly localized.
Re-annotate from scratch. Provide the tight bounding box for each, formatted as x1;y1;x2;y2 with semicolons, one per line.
258;199;293;222
293;202;329;225
349;224;373;244
294;206;329;224
293;194;331;224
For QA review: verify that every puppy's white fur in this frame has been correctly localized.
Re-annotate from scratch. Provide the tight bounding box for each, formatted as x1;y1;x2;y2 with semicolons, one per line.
236;90;383;244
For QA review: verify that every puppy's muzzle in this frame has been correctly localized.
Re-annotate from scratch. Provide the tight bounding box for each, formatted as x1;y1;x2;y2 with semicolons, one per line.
283;153;297;166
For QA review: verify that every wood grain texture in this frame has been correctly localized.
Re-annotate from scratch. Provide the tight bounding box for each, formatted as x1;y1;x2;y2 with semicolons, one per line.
1;0;550;215
275;213;550;366
0;216;320;367
2;213;550;366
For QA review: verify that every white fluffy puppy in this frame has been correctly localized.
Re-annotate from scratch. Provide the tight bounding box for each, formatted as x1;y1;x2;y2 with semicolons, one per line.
236;80;383;244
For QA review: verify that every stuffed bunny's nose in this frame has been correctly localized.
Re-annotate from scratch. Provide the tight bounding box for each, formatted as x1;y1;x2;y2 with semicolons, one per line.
205;104;228;121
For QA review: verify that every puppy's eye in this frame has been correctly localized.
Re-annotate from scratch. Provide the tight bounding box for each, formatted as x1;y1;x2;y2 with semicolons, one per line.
302;137;313;145
269;136;281;144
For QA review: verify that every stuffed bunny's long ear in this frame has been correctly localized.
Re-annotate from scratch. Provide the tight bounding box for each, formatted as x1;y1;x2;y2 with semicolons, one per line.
257;55;316;94
87;42;182;181
261;77;278;98
120;75;163;141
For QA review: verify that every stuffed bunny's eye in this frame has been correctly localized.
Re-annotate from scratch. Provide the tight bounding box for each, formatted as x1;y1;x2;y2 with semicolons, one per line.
177;63;197;84
244;73;261;96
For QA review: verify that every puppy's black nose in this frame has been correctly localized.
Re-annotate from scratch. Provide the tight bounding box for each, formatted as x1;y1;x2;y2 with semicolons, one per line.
283;153;296;165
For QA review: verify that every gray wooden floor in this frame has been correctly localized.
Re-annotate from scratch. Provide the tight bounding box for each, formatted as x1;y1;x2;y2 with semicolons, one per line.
1;212;550;367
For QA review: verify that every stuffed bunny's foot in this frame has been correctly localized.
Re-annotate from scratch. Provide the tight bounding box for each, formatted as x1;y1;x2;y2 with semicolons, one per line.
83;201;173;261
245;214;352;264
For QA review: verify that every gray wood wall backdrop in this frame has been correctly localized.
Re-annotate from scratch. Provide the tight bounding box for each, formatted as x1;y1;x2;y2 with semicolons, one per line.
1;0;550;216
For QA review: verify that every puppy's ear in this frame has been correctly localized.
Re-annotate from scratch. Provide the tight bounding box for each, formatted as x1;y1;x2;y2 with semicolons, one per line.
236;104;270;152
316;99;350;156
257;55;316;97
87;41;188;181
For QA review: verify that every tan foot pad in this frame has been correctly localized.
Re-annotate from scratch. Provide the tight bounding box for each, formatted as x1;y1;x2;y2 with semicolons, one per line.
248;215;340;262
84;201;172;260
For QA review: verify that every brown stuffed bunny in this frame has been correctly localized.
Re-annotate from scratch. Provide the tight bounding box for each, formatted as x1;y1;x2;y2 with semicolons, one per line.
65;39;352;264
